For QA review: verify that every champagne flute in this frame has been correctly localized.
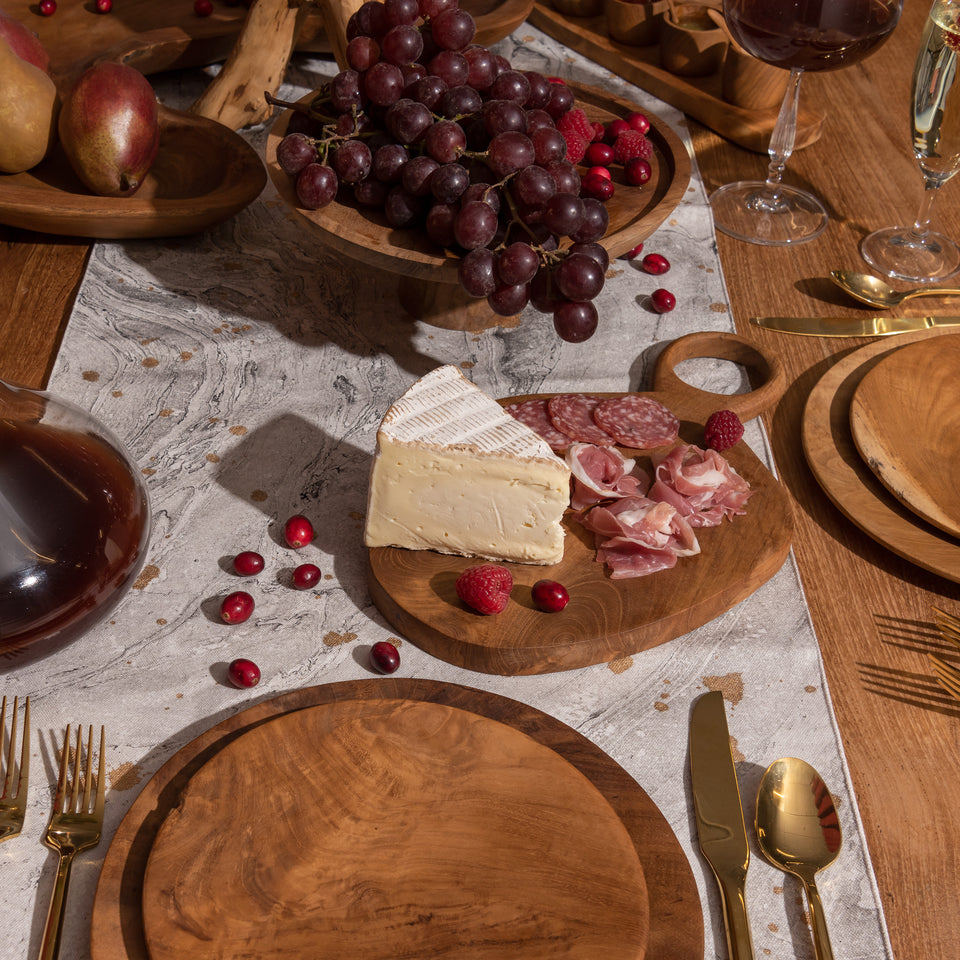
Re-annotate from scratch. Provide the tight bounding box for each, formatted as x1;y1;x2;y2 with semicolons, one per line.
861;0;960;281
711;0;903;246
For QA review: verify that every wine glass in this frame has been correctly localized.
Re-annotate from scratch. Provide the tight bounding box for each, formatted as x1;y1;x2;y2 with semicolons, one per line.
711;0;904;246
860;0;960;281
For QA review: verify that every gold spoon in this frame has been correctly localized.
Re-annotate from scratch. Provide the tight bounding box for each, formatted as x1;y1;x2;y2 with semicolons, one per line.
755;757;841;960
831;270;960;308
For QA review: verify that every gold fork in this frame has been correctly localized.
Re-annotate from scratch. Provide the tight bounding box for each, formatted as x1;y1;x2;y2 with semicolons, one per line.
929;654;960;703
932;607;960;650
1;695;29;844
39;724;105;960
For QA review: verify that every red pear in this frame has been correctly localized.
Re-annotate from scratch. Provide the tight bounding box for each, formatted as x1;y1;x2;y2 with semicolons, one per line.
58;62;160;198
0;8;50;73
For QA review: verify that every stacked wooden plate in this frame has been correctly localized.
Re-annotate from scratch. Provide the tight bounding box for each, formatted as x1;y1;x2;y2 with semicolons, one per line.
802;329;960;583
89;679;703;960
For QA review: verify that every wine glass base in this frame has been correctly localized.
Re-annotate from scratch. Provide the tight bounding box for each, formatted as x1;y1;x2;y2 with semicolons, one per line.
710;180;828;246
860;226;960;283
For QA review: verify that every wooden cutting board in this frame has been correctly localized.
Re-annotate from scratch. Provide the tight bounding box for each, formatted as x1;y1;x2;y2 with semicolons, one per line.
141;698;650;960
802;328;960;583
90;679;704;960
849;334;960;540
369;332;793;675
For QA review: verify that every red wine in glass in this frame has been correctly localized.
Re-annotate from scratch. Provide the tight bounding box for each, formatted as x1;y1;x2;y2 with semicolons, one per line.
711;0;903;245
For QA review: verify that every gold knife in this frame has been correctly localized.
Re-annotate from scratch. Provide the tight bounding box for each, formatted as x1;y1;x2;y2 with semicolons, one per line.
751;315;960;337
689;691;755;960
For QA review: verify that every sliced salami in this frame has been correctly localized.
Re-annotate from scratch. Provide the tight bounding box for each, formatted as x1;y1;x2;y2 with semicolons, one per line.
593;396;679;449
547;394;616;445
504;399;571;451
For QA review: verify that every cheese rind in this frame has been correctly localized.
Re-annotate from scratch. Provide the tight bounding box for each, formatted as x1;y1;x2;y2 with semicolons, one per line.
364;366;571;564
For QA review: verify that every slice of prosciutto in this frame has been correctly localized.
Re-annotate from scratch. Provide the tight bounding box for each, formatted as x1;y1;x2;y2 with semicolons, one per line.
648;442;752;527
566;442;650;511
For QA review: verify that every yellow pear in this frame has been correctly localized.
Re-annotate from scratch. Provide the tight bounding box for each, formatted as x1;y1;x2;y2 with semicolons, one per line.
0;34;58;174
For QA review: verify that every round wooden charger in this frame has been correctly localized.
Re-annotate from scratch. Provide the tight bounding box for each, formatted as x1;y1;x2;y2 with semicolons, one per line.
141;698;649;960
369;332;793;675
802;328;960;583
0;106;266;239
849;334;960;540
90;680;703;960
264;82;691;330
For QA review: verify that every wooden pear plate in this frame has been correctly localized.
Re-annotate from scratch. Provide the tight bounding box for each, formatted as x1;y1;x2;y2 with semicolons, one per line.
141;698;650;960
90;679;704;960
0;105;266;238
803;328;960;583
265;81;691;329
849;334;960;540
369;332;793;675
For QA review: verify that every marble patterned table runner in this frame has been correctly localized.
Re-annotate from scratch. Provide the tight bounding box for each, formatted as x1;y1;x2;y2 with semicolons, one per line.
1;28;892;960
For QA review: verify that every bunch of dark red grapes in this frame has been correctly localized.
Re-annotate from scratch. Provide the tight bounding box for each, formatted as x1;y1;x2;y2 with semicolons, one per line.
273;0;614;343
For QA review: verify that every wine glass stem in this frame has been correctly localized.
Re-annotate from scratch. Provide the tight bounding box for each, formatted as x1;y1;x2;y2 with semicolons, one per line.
909;174;943;239
763;67;803;204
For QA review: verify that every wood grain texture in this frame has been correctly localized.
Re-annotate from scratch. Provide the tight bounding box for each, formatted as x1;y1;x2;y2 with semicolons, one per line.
527;2;824;154
141;698;650;960
0;105;266;238
369;333;792;675
849;334;960;539
802;329;960;581
91;680;703;960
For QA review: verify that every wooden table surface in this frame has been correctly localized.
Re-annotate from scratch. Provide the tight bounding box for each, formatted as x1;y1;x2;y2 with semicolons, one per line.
3;0;959;956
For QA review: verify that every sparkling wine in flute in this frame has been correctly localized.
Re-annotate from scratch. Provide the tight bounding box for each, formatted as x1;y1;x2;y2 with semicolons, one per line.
711;0;902;246
861;0;960;281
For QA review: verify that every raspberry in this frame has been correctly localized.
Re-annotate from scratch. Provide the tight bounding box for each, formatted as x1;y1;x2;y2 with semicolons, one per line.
455;564;513;615
591;121;606;142
562;133;589;164
557;108;595;143
704;410;744;452
613;130;653;163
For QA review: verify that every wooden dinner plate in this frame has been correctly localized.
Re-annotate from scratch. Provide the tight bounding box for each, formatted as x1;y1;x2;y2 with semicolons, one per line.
0;105;266;239
849;334;960;540
141;698;650;960
370;332;793;675
90;679;704;960
803;328;960;583
265;81;691;328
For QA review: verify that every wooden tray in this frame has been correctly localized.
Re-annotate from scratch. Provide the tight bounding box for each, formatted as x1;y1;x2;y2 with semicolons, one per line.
5;0;534;80
0;105;266;238
802;328;960;583
141;698;650;960
849;334;960;540
369;332;793;675
90;679;704;960
528;2;825;154
265;81;691;330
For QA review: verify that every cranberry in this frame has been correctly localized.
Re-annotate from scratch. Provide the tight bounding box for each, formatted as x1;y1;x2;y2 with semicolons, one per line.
605;118;630;143
627;112;650;135
228;658;261;688
650;288;676;313
39;0;56;14
580;173;615;201
591;121;606;142
220;591;254;624
622;242;644;260
532;579;570;613
97;0;112;11
292;562;321;590
584;142;615;167
641;253;670;275
624;158;652;186
233;551;265;576
284;514;314;549
194;0;213;14
371;640;401;674
547;76;566;84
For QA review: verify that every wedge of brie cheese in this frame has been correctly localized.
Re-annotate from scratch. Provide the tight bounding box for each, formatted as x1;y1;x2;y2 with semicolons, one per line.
364;365;571;564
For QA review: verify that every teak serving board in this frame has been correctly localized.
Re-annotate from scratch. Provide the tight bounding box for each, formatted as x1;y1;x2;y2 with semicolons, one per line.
849;334;960;540
141;699;650;960
369;332;793;675
527;2;825;154
90;679;704;960
803;328;960;583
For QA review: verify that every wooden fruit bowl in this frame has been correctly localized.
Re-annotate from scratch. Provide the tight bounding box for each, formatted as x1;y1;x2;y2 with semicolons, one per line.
0;105;266;239
265;82;692;330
